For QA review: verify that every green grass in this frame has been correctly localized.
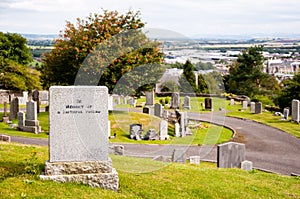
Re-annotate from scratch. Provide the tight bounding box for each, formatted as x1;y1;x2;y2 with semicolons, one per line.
0;142;299;198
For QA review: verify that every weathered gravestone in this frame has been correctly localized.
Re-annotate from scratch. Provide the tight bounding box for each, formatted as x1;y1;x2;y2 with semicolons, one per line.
250;102;255;113
205;98;213;111
242;101;248;110
32;89;40;113
154;103;163;118
183;96;191;109
41;91;49;105
283;108;289;120
159;120;169;140
143;106;150;114
230;99;234;105
241;160;253;171
40;86;119;191
23;100;41;134
189;156;200;165
144;129;158;140
0;134;11;142
129;124;143;140
145;91;154;106
172;148;186;164
9;98;19;120
254;102;262;114
171;92;180;109
217;142;245;168
174;123;180;137
291;99;300;123
17;111;25;130
2;102;9;122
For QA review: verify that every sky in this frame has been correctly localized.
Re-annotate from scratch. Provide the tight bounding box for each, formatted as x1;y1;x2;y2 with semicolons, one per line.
1;0;300;38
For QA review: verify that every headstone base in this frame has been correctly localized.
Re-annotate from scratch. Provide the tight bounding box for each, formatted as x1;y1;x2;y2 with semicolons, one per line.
40;160;119;191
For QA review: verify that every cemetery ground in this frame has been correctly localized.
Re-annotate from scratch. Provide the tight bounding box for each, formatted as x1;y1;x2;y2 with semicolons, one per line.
0;142;299;198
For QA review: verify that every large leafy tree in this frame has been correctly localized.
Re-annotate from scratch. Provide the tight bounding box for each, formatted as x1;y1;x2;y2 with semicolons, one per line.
41;10;164;92
0;32;41;91
276;73;300;109
179;60;197;93
225;46;279;97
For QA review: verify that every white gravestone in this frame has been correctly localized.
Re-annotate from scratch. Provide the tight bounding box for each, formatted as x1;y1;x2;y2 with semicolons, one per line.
242;101;248;110
291;99;300;123
174;123;180;137
41;86;118;191
230;99;234;105
241;160;253;171
250;102;255;113
159;120;169;140
189;156;200;165
183;96;191;109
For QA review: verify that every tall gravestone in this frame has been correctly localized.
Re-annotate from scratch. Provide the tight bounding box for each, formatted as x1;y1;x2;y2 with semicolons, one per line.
154;103;163;118
180;112;186;137
174;123;180;137
159;120;169;140
242;101;248;110
291;99;300;123
2;102;9;122
40;86;119;191
171;92;180;109
183;96;191;109
17;111;25;130
254;102;262;114
250;102;255;113
283;108;289;120
205;98;213;111
145;91;154;106
9;97;19;120
23;100;41;134
32;89;40;113
217;142;245;168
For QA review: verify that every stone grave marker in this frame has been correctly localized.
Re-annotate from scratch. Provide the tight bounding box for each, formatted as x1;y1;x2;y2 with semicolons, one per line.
23;100;41;134
143;106;150;114
171;92;180;109
108;95;113;111
32;89;40;113
217;142;245;168
291;99;300;123
145;91;154;106
41;91;49;105
2;102;9;122
154;103;163;118
283;108;289;120
17;111;25;130
144;129;158;140
159;120;169;140
9;97;19;120
254;102;262;114
0;134;11;142
172;149;186;164
205;98;213;111
250;102;255;113
130;124;143;140
242;101;248;110
230;99;234;105
40;86;118;191
183;96;191;109
189;156;200;165
241;160;253;171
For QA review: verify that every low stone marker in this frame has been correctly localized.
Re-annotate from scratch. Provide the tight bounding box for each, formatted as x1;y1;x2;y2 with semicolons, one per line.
189;156;200;165
171;92;180;109
143;106;150;114
230;99;234;105
217;142;245;168
0;134;11;142
241;160;253;171
40;86;119;191
291;99;300;123
183;96;191;109
129;124;143;140
205;97;213;111
172;149;186;164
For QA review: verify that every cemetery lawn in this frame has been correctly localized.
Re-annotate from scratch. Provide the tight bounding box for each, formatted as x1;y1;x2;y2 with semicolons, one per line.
0;142;299;199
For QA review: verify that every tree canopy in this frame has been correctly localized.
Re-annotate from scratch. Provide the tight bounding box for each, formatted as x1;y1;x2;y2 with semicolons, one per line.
0;32;41;91
41;10;164;93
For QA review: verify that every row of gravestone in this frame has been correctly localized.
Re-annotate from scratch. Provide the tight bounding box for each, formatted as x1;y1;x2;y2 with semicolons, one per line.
129;121;169;141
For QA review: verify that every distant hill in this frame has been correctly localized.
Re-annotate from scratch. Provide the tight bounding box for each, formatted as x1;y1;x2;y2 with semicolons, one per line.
21;34;58;40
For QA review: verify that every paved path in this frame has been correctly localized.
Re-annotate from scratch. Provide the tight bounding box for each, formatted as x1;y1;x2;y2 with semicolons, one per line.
6;109;300;176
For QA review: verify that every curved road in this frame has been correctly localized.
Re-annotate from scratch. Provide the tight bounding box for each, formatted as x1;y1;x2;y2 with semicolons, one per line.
7;110;300;176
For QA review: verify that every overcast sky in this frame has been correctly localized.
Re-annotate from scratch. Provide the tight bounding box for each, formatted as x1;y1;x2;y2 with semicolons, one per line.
1;0;300;37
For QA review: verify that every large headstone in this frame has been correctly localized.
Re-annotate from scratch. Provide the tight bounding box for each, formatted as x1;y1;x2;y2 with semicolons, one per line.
159;120;169;140
291;99;300;123
171;92;180;109
26;100;37;121
32;89;40;113
254;102;262;114
204;98;213;111
145;91;154;106
154;103;163;118
242;101;248;110
183;96;191;109
9;97;19;120
172;149;186;164
40;86;118;191
217;142;245;168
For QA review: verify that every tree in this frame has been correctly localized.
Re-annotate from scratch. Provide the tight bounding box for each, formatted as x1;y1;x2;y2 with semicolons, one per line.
225;46;279;97
41;10;164;92
0;32;41;91
179;60;197;93
276;73;300;109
